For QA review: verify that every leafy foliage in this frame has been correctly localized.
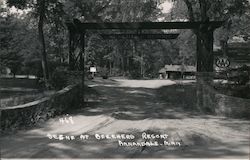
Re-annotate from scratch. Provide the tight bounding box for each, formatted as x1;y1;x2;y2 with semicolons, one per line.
172;0;250;41
0;13;40;76
1;0;249;80
51;67;68;89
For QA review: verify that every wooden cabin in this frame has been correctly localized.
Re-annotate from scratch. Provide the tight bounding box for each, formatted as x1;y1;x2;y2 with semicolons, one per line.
159;65;196;79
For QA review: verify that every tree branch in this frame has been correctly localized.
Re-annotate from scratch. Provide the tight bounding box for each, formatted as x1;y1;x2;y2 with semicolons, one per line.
198;0;209;21
183;0;195;21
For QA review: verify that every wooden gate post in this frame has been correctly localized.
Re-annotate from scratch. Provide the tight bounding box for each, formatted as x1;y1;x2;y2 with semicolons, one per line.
68;29;75;70
80;30;86;104
196;26;215;112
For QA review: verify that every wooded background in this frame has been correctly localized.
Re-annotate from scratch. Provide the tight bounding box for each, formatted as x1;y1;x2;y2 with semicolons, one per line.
0;0;249;84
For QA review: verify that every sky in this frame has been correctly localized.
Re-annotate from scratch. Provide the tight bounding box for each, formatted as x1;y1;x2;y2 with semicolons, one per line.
1;0;174;17
160;1;173;13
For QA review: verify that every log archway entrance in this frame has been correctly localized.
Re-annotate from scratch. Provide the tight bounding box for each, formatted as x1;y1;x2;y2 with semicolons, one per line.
66;19;224;106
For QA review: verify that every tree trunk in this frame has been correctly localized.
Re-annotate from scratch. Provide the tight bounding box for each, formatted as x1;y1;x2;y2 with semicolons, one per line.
80;32;85;103
68;31;76;70
109;60;112;75
140;54;143;77
126;56;129;72
196;28;214;112
38;0;49;85
183;0;214;112
196;30;214;72
121;57;124;73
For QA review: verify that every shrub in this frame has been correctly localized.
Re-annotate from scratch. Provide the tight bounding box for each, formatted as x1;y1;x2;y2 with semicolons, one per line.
129;69;141;79
51;67;68;90
99;67;109;79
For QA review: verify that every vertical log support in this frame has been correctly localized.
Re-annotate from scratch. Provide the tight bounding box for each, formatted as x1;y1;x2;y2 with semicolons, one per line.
68;29;74;70
80;30;86;104
196;24;215;111
197;25;214;72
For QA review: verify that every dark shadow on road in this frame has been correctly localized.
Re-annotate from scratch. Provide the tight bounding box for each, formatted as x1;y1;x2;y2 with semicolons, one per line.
72;80;214;120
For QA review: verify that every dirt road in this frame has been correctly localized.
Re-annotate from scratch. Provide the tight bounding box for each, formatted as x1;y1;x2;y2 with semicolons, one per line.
1;78;249;158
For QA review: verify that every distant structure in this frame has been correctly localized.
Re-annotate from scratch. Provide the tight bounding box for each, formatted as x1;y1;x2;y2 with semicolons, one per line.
159;64;196;79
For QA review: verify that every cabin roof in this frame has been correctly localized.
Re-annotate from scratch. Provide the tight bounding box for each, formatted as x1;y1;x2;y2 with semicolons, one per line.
159;65;196;73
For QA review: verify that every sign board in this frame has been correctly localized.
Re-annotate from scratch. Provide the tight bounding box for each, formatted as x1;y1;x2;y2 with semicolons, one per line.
100;34;179;40
215;57;230;68
90;67;97;73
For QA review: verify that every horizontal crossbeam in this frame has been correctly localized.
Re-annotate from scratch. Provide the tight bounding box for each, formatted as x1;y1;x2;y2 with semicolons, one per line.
66;20;224;31
100;33;179;39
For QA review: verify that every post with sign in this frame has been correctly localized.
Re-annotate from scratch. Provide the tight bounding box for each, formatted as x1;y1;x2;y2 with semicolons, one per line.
215;57;230;68
90;66;97;79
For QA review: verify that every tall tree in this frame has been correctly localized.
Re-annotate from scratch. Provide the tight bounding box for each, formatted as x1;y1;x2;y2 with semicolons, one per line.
171;0;249;72
37;0;49;83
0;6;40;77
6;0;65;85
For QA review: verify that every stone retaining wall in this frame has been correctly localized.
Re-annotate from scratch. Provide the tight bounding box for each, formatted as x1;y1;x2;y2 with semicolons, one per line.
214;93;250;118
0;77;38;88
199;78;250;119
0;84;81;132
